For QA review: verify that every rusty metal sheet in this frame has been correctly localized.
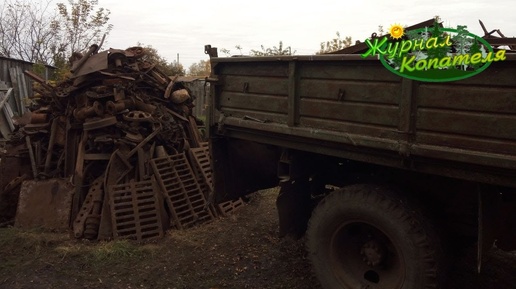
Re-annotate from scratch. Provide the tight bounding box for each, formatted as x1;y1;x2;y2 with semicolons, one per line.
72;50;108;77
15;179;74;230
0;146;29;223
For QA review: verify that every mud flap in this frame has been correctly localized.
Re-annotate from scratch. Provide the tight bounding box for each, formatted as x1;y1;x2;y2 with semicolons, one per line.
211;138;279;202
478;188;516;272
478;189;496;273
276;178;312;239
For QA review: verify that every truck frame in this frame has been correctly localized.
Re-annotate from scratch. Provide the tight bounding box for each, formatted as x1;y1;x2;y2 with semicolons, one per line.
205;42;516;288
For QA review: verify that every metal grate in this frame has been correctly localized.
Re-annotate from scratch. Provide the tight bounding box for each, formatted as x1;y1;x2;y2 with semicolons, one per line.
151;152;214;229
217;198;246;216
108;178;165;241
189;142;213;197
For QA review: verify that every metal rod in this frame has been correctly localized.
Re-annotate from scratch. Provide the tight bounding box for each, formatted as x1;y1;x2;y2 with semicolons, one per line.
25;136;38;179
71;44;99;74
44;118;58;174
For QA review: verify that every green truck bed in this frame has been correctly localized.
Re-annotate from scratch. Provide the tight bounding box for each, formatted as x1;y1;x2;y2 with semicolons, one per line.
208;53;516;187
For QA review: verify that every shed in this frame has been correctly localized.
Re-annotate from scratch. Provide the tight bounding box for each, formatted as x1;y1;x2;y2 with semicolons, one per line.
0;56;55;140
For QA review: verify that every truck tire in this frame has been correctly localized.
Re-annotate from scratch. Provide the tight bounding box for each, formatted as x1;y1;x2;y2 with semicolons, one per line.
306;184;443;289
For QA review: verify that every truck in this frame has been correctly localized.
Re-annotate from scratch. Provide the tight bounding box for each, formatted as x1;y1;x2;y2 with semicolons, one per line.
203;24;516;288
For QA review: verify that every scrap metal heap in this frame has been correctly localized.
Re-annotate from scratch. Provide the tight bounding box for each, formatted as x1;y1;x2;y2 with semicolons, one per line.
0;44;244;241
330;19;516;54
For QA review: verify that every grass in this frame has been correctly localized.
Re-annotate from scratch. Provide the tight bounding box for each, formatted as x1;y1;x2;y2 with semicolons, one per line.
85;240;143;262
0;227;159;272
0;227;66;254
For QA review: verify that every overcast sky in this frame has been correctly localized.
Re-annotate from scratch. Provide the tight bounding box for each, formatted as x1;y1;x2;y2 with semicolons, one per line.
97;0;516;71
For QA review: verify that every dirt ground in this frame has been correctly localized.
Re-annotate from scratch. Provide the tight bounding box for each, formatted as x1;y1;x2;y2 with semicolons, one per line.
1;188;516;289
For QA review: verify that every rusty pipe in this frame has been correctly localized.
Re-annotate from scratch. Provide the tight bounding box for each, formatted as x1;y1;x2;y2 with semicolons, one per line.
113;87;126;102
106;98;135;115
73;101;104;121
134;100;157;114
70;44;99;74
44;118;58;174
30;112;49;124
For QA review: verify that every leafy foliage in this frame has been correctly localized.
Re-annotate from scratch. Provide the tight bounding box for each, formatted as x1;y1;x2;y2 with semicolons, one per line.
188;60;211;76
0;0;59;64
137;43;185;76
56;0;112;60
250;41;294;56
316;32;352;54
167;61;186;76
0;0;112;69
219;45;244;57
219;42;294;57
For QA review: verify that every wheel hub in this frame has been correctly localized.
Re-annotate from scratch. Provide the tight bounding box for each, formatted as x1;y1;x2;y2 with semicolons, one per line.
360;239;386;267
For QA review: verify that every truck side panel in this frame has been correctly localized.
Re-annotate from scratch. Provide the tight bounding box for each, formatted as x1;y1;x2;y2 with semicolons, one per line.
209;55;516;196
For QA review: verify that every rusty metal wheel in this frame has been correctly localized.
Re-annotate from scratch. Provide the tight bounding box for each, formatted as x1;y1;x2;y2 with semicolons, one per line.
307;184;443;289
123;110;153;122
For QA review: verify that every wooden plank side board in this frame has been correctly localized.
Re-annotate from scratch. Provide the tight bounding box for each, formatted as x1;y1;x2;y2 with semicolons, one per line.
416;108;516;140
299;79;401;105
0;88;13;111
8;67;22;115
300;98;399;127
297;61;400;82
219;91;288;114
212;56;516;179
17;66;28;114
216;61;288;77
219;108;288;124
0;88;15;133
298;116;399;140
416;131;516;156
413;59;516;156
418;84;516;114
220;75;288;96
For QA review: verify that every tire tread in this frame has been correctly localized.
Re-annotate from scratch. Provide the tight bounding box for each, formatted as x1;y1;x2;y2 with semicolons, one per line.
306;184;443;289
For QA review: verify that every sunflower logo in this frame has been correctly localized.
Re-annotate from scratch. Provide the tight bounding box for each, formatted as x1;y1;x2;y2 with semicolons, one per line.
389;24;405;39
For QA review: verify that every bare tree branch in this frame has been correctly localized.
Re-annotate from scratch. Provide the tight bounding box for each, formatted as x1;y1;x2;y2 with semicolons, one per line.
0;0;112;68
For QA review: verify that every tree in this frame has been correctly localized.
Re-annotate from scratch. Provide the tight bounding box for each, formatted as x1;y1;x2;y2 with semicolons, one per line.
166;61;186;76
0;0;60;64
137;43;185;76
250;41;295;56
188;60;211;76
56;0;112;60
316;32;352;54
0;0;112;68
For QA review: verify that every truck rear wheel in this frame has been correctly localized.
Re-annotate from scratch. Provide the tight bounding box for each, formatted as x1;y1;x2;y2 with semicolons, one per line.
306;184;442;289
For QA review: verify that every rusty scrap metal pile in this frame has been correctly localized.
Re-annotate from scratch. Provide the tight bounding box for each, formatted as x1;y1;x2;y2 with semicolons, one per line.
3;45;243;241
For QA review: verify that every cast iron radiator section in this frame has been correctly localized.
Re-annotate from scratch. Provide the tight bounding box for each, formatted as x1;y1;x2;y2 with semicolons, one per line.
151;152;214;229
108;178;165;241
